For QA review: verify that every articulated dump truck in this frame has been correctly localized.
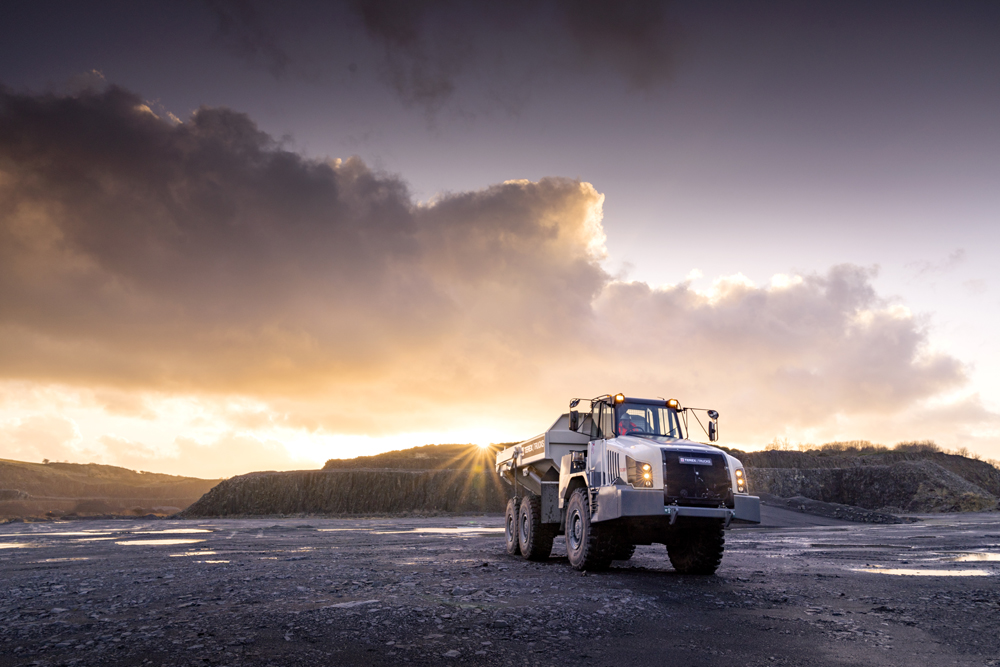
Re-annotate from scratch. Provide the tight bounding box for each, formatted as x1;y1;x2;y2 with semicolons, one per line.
496;394;760;573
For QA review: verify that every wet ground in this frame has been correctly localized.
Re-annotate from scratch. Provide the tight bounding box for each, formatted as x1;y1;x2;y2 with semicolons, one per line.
1;508;998;667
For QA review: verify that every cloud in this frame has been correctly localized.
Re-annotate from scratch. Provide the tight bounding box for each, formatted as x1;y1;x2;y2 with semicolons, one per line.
204;0;682;113
558;0;680;89
907;248;966;276
962;279;987;296
205;0;291;77
0;414;86;463
0;84;986;470
101;432;306;479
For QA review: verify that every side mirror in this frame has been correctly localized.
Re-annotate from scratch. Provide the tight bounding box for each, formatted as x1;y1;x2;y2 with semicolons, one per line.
569;410;580;431
708;420;718;442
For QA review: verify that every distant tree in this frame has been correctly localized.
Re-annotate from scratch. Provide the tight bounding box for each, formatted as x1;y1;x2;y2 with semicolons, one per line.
42;458;49;464
894;440;940;454
765;437;792;451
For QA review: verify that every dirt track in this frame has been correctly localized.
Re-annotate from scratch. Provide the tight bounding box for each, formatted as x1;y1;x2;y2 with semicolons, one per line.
1;509;998;666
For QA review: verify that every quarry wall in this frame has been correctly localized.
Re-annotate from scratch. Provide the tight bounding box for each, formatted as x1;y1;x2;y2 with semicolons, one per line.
183;469;511;517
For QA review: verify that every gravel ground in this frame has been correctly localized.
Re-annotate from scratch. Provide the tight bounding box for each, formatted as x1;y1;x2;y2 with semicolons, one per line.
1;510;998;666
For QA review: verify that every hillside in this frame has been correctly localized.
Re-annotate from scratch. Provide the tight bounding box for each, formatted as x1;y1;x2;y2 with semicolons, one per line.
186;441;1000;518
722;444;1000;513
0;458;221;519
185;444;508;517
725;447;1000;496
321;443;509;471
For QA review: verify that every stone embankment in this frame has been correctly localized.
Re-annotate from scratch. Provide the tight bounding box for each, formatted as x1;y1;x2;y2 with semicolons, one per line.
183;469;510;517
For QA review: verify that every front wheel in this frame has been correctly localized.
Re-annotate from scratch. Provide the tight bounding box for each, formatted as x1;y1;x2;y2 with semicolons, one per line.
565;489;612;571
666;519;725;574
504;498;520;556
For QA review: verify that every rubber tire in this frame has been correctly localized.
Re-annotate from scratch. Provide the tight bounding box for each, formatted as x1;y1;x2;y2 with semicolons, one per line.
517;494;554;561
505;498;521;556
612;542;636;561
665;519;725;575
565;488;612;571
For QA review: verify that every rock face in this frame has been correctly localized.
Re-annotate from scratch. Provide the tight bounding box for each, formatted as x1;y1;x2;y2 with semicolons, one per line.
182;469;511;517
736;449;1000;496
749;460;997;513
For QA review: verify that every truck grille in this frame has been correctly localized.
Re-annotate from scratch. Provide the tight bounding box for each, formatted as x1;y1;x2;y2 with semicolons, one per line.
662;450;733;508
606;450;622;484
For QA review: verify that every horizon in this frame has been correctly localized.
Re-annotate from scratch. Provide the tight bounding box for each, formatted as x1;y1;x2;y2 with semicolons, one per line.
8;435;995;482
2;2;999;478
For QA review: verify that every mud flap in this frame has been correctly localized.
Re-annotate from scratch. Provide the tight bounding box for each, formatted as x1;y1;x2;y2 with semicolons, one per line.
733;495;761;523
541;481;560;524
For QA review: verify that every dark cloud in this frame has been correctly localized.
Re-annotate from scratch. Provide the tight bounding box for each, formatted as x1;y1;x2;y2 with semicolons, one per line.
559;0;680;89
205;0;291;77
0;85;970;444
204;0;681;113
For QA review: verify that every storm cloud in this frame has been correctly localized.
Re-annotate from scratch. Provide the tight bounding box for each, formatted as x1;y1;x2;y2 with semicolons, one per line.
0;85;970;463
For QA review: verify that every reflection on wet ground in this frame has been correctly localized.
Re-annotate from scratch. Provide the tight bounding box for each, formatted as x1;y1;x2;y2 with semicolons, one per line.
944;552;1000;561
375;527;506;535
114;539;206;546
852;566;993;576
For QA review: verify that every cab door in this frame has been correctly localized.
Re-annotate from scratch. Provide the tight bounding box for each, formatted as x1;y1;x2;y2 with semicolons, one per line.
588;402;617;486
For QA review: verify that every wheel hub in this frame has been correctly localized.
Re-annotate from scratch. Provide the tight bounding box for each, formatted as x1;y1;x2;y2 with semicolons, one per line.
569;511;583;550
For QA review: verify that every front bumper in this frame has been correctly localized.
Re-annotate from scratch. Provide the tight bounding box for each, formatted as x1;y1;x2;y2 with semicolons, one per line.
592;486;761;525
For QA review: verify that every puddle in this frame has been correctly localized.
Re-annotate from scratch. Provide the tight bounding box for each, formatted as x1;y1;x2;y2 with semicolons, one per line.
374;527;504;535
170;551;218;558
114;539;205;546
20;531;112;537
73;537;118;542
198;560;229;564
811;544;912;549
135;529;212;535
35;557;90;563
0;542;33;549
317;528;370;532
852;567;993;577
944;552;1000;562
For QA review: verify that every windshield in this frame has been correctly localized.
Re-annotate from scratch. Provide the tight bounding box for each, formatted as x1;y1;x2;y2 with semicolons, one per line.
616;403;686;439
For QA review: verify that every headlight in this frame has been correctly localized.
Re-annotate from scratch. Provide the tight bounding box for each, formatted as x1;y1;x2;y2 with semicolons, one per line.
734;468;748;494
626;456;654;488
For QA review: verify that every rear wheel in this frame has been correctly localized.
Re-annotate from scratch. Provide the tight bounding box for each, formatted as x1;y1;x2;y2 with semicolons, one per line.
517;494;554;561
666;519;725;574
504;498;520;556
565;488;612;571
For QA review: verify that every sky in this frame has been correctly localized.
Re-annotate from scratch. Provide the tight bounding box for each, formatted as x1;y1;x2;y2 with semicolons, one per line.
1;1;998;478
